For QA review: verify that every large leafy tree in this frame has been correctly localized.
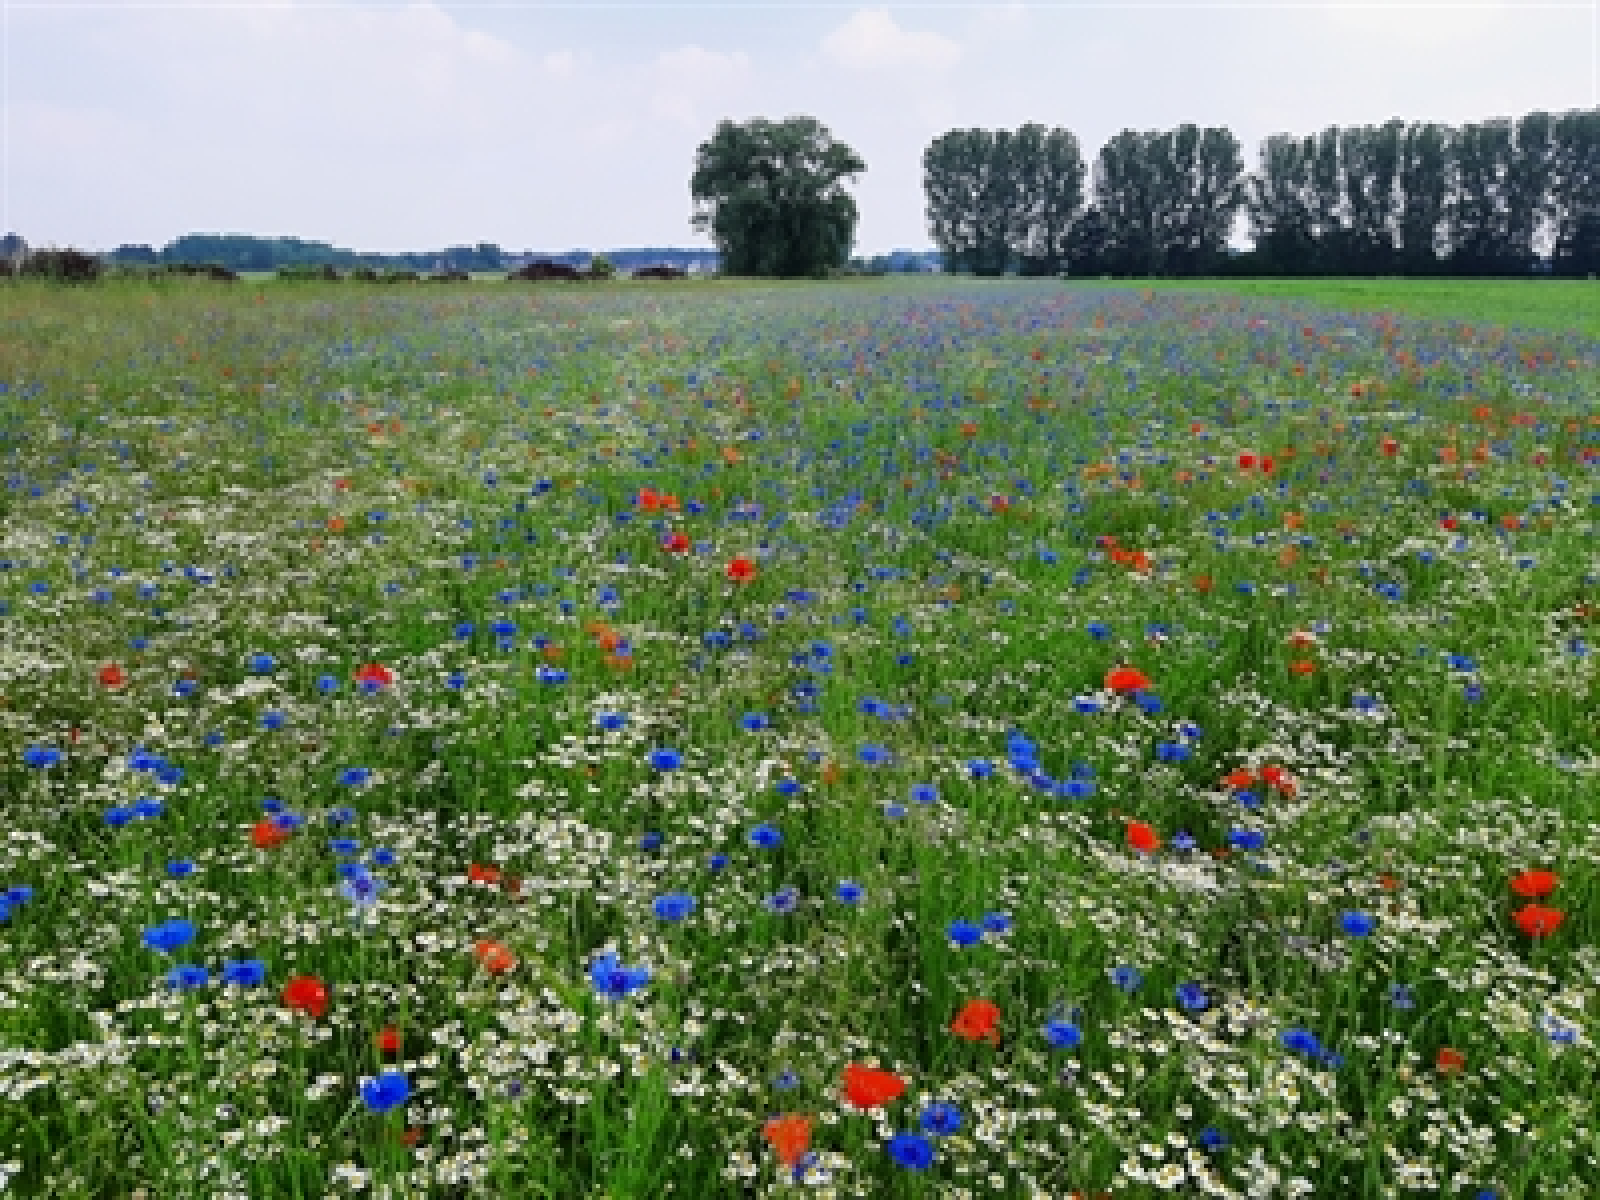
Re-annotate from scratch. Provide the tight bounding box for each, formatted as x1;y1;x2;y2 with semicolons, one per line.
924;125;1084;275
1395;122;1453;274
1246;133;1323;274
1151;123;1245;276
924;129;988;273
1336;122;1403;274
1549;108;1600;277
1092;129;1163;275
690;116;865;278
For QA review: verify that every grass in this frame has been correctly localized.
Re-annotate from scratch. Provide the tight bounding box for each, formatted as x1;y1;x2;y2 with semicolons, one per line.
0;274;1595;1200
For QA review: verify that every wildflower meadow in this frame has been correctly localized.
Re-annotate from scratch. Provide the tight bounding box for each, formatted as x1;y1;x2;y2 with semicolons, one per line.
0;275;1596;1199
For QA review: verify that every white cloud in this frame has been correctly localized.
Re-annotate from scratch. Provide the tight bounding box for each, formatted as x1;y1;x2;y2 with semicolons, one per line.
650;45;753;129
821;9;963;71
1315;0;1512;46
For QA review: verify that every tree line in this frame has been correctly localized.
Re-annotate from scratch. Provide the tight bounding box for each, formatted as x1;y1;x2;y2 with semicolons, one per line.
924;107;1599;278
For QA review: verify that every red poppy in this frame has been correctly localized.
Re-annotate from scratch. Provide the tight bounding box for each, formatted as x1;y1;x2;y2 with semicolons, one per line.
251;819;290;850
474;939;517;974
1509;870;1559;899
1289;659;1316;675
662;532;690;553
1237;452;1257;470
1126;820;1161;854
726;556;756;583
636;488;661;511
354;662;394;689
1105;666;1151;693
762;1114;813;1167
1435;1047;1466;1074
841;1064;906;1110
950;998;1002;1044
467;862;502;886
1258;765;1294;795
375;1026;402;1054
1380;436;1399;457
1513;904;1564;937
282;975;329;1020
98;663;127;689
1259;455;1275;474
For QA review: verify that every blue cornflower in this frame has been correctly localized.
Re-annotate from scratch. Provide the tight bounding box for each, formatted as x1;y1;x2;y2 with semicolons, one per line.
317;674;340;694
920;1103;963;1136
338;767;371;787
360;1071;410;1113
221;959;266;987
1176;983;1209;1012
248;653;275;673
1389;982;1416;1010
1172;831;1197;853
1155;742;1191;762
765;887;799;914
141;919;196;954
774;777;802;796
1339;911;1378;937
261;711;286;731
166;965;209;991
835;880;864;906
639;831;664;852
1197;1127;1228;1152
883;802;907;819
981;912;1012;934
1109;965;1144;993
648;748;682;770
740;712;770;732
327;806;357;826
885;1133;934;1170
858;743;891;766
946;920;983;947
165;860;195;878
967;759;994;778
911;783;939;805
22;747;62;769
653;893;696;922
596;712;628;731
590;953;651;998
1281;1029;1322;1057
748;823;782;850
329;838;361;856
104;806;135;828
340;871;384;911
1228;830;1266;851
445;671;467;690
1043;1019;1082;1049
706;852;729;871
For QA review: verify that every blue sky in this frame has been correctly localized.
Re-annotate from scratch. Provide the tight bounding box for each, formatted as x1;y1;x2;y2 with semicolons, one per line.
5;0;1595;256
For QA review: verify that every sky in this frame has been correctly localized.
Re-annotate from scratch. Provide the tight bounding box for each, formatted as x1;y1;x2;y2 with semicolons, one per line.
4;0;1596;257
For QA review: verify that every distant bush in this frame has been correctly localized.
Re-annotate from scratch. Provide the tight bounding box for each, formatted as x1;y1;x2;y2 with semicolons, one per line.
15;248;102;283
348;267;379;282
277;264;342;281
381;269;420;283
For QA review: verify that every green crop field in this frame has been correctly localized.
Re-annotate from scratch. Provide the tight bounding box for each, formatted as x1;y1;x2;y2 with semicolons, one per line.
0;275;1595;1199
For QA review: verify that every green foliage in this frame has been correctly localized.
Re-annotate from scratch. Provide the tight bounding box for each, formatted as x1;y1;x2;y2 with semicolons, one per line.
588;255;616;280
690;116;866;278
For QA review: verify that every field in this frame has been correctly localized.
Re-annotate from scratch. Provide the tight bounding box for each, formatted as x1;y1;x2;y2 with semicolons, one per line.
0;275;1595;1200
